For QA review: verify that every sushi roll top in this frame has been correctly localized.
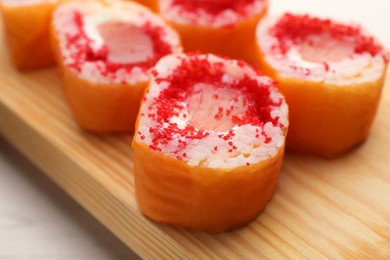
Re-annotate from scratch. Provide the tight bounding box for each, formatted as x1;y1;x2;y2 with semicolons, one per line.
52;0;182;85
136;53;288;168
159;0;267;27
256;13;388;85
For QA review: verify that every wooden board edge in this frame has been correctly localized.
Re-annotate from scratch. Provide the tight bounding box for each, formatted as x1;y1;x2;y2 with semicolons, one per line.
0;99;195;259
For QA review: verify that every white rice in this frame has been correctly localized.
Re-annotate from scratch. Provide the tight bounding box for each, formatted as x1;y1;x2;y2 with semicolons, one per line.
136;54;288;169
52;0;182;84
256;14;387;85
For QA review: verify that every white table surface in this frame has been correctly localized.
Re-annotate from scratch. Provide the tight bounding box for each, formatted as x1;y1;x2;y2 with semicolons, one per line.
1;0;389;259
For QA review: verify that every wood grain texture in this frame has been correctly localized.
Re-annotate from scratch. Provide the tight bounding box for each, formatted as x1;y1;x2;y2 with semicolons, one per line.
1;29;390;259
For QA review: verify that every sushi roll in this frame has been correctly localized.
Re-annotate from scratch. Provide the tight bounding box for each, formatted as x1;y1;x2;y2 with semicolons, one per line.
158;0;268;65
133;53;288;231
1;0;58;70
256;13;388;158
51;0;182;133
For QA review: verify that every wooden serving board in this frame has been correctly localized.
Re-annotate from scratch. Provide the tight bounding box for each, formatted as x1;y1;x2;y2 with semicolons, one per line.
1;35;390;259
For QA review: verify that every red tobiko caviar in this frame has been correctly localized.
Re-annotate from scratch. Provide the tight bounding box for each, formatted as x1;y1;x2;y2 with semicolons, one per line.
137;54;286;155
172;0;256;16
65;12;173;76
270;13;385;57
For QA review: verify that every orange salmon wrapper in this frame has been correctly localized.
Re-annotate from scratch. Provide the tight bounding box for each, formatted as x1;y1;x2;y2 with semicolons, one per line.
51;0;182;133
1;0;58;70
256;13;389;158
133;0;158;11
158;0;268;65
133;53;289;231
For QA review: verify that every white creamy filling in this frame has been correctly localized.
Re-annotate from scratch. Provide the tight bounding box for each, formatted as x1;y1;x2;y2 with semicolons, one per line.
136;54;288;169
82;9;147;53
52;0;182;84
159;0;266;27
256;15;386;85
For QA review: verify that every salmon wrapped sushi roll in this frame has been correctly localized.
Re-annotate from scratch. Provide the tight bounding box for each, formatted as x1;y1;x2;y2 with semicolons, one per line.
51;0;182;133
1;0;58;69
133;53;288;231
256;13;388;158
158;0;268;65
